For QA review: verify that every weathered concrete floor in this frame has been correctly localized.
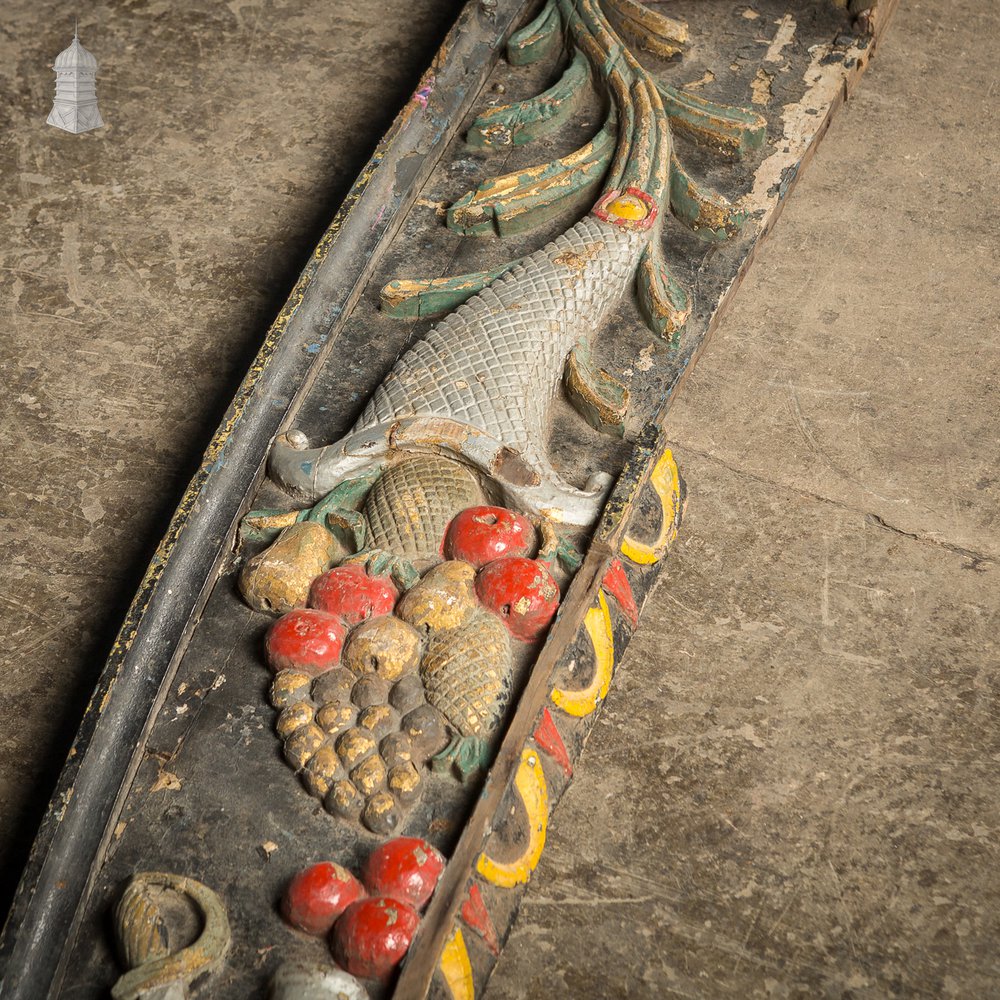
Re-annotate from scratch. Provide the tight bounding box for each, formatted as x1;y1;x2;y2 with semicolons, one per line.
1;0;998;996
487;2;1000;996
0;0;463;911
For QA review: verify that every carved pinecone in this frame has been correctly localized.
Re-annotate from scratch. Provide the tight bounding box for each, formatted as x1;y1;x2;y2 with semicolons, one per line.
363;455;482;564
419;611;512;738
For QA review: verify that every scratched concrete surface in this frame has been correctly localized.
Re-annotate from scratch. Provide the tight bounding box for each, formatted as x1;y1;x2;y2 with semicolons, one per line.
1;0;997;997
488;1;1000;997
0;0;463;912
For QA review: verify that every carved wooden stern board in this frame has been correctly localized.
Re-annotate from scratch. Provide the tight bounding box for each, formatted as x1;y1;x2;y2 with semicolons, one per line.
0;2;898;998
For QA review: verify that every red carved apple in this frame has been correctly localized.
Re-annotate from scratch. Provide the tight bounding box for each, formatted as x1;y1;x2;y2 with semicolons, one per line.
444;506;534;567
266;609;348;675
361;837;445;911
475;557;560;642
309;564;398;625
331;896;420;980
281;861;365;936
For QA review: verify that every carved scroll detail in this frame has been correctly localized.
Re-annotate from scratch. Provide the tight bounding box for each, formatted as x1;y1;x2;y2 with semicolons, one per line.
112;873;230;1000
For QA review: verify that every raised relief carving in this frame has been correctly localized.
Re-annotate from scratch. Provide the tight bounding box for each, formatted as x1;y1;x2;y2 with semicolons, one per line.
241;0;758;844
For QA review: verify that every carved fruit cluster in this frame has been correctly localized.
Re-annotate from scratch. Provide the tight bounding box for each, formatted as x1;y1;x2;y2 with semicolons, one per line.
263;504;564;834
281;837;445;982
269;601;449;836
443;506;561;643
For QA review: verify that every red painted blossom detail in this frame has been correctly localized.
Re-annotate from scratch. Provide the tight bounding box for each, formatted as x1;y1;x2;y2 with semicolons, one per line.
533;707;572;777
460;881;500;956
601;558;638;626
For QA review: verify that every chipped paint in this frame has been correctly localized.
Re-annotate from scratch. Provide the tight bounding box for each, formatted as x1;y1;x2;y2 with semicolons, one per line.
552;241;605;271
603;0;688;58
564;340;629;435
742;36;872;212
448;125;615;236
764;14;797;63
669;153;746;239
412;72;436;109
468;50;590;148
507;0;561;66
380;261;522;319
658;82;767;158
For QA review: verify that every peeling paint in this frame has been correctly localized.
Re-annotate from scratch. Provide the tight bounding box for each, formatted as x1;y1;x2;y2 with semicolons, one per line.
742;37;869;212
764;13;797;62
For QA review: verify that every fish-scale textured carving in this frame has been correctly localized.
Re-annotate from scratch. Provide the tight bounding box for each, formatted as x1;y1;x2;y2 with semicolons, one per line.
364;455;483;562
355;216;644;470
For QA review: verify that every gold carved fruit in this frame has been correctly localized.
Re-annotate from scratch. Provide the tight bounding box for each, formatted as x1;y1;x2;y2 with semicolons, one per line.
315;702;355;736
362;790;401;836
358;704;395;737
239;521;342;615
326;779;361;820
380;732;413;769
342;616;422;680
276;702;314;739
336;727;377;768
389;674;425;714
270;670;312;709
388;762;421;804
402;704;450;759
351;674;390;709
311;667;355;705
302;746;341;799
351;754;386;797
283;723;325;770
396;561;478;631
419;611;512;738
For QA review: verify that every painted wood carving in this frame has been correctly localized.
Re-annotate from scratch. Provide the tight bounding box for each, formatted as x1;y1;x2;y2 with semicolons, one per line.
0;2;897;998
248;0;756;848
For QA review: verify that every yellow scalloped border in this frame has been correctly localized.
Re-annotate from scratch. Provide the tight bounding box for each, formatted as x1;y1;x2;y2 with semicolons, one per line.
476;749;549;888
439;924;475;999
620;448;681;565
550;591;614;717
